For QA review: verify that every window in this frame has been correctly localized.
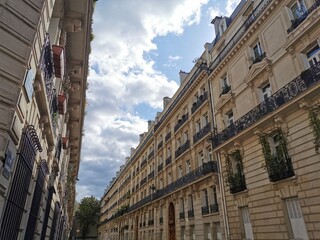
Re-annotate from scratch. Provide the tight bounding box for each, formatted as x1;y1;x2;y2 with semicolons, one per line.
196;120;201;132
181;226;186;240
210;186;217;205
261;82;272;101
178;165;183;178
241;207;254;240
220;75;230;95
201;189;209;215
219;18;227;36
189;225;195;240
251;41;264;63
289;0;306;20
204;223;212;240
207;147;212;161
167;147;171;157
285;197;309;239
177;138;181;148
198;151;204;166
214;222;222;240
226;110;234;126
203;114;209;126
184;131;188;143
159;178;163;189
168;172;172;184
180;198;185;214
186;160;191;173
306;43;320;67
188;195;194;211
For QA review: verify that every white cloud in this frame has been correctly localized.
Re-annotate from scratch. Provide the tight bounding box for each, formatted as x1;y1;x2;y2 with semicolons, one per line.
78;0;210;200
226;0;242;16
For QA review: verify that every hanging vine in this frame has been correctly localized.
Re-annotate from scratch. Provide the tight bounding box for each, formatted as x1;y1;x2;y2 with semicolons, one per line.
225;149;246;193
308;105;320;153
259;128;291;181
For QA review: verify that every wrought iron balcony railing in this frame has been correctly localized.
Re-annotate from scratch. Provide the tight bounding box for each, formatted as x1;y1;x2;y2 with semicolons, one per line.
212;62;320;149
268;157;294;182
158;163;163;172
179;212;185;220
148;171;154;180
191;92;208;114
251;52;266;65
140;177;147;186
148;150;154;160
165;156;172;166
175;140;190;158
193;123;211;144
210;203;219;213
140;158;147;168
287;0;320;33
188;210;194;219
158;141;163;150
201;206;209;215
165;132;171;142
220;85;231;95
229;173;247;194
148;219;154;226
174;113;189;132
135;184;139;191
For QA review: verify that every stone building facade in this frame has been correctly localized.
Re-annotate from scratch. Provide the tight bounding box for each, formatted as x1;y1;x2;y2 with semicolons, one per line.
99;0;320;240
0;0;93;239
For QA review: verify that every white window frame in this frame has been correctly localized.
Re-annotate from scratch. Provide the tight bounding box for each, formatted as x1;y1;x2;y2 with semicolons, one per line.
306;42;320;67
251;41;263;62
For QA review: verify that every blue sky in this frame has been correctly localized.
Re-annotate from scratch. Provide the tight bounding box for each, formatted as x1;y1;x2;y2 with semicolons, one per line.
77;0;241;201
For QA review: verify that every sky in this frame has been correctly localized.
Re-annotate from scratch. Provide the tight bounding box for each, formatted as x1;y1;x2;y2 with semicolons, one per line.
77;0;242;201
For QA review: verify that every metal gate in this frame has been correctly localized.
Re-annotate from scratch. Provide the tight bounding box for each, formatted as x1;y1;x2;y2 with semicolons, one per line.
0;125;42;240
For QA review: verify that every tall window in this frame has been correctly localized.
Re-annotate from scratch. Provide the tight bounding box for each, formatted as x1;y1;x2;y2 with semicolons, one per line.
220;74;230;95
184;131;189;143
306;43;320;67
289;0;307;20
260;82;272;101
203;114;209;126
179;198;185;215
226;110;234;126
168;172;172;184
198;151;204;166
186;160;191;174
251;41;264;63
285;197;309;239
201;189;209;215
178;165;183;178
189;225;195;240
204;223;212;240
195;120;201;132
207;147;213;161
241;207;254;240
181;226;186;240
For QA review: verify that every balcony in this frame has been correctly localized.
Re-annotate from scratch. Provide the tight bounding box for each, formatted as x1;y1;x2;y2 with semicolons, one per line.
210;204;219;213
140;158;147;168
191;92;208;114
148;150;154;160
220;85;231;96
175;140;190;159
158;163;163;172
251;52;266;65
211;62;320;149
229;173;247;194
165;156;172;166
126;161;217;215
140;177;147;186
174;113;189;132
201;206;209;215
165;132;171;142
52;45;64;79
179;212;185;220
287;0;320;33
268;157;294;182
41;33;54;97
187;210;194;219
148;171;154;180
158;141;163;150
193;123;211;144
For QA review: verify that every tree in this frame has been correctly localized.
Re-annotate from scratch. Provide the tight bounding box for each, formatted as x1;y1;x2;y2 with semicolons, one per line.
76;196;100;238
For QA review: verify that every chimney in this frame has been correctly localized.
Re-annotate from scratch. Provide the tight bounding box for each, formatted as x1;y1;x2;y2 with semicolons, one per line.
163;97;171;109
130;147;135;155
155;112;161;123
179;70;188;84
139;133;145;142
125;157;130;162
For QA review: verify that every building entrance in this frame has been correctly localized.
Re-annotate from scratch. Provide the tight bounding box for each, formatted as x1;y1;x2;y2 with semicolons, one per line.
168;202;176;240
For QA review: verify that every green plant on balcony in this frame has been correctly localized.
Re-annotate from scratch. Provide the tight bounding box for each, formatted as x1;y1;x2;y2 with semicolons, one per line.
225;150;246;193
308;105;320;153
259;129;293;181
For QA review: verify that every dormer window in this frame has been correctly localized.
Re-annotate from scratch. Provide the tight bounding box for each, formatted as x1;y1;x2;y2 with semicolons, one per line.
219;18;227;36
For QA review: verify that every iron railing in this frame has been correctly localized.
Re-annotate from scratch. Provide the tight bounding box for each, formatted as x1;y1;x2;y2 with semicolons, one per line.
211;62;320;148
201;206;209;215
158;163;163;172
148;171;154;180
193;123;211;144
191;92;208;114
287;0;320;33
210;203;219;213
165;132;171;142
188;210;194;219
174;113;189;132
175;140;190;158
158;141;163;150
140;158;147;168
165;156;172;166
229;173;247;194
148;150;154;160
179;212;185;220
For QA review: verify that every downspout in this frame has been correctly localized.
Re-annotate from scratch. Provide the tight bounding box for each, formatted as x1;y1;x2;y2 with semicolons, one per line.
205;62;230;240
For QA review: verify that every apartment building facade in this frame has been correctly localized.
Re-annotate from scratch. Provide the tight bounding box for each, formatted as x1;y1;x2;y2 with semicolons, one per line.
99;0;320;239
0;0;93;239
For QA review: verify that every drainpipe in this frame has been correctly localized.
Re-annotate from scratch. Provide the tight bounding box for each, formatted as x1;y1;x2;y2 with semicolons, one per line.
206;66;230;240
